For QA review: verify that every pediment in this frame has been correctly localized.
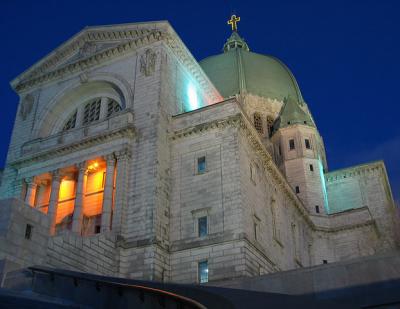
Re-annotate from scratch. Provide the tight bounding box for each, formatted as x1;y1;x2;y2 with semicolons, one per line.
11;21;170;90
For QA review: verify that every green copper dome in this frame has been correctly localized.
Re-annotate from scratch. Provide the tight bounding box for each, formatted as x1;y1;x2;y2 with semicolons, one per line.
200;32;304;102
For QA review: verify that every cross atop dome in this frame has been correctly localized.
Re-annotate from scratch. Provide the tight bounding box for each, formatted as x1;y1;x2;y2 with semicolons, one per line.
227;14;240;32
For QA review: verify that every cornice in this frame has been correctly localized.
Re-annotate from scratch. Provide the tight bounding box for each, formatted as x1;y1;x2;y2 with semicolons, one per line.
325;160;385;183
13;22;221;104
171;114;241;140
13;29;165;92
9;125;135;169
163;33;221;103
313;219;376;233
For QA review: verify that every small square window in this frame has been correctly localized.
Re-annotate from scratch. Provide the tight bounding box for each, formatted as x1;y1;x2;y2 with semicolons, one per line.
315;205;320;213
305;139;311;149
198;260;208;283
309;164;314;171
289;139;295;150
198;216;208;237
295;186;300;194
197;156;206;174
25;224;33;240
323;260;328;264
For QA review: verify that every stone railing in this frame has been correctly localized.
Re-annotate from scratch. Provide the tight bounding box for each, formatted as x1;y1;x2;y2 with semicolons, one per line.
20;110;134;158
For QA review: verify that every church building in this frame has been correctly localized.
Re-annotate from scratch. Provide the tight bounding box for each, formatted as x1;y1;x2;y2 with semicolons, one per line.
0;17;398;284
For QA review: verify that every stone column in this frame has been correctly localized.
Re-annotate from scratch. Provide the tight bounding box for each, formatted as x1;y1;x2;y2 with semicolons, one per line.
72;161;88;234
101;153;116;232
48;170;62;235
112;148;131;234
99;97;111;119
25;177;38;207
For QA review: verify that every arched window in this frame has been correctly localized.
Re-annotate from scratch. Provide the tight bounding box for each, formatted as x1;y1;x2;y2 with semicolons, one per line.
267;116;274;136
62;110;77;131
83;98;101;125
107;99;121;117
253;113;263;134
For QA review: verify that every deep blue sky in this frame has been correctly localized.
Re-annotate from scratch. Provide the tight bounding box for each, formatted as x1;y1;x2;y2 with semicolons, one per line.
1;0;399;201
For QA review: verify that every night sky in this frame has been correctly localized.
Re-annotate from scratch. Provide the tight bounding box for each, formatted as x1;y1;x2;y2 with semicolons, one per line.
1;0;399;202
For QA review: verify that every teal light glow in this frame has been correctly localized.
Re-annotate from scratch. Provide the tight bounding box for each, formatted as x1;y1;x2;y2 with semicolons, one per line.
186;83;200;111
318;157;330;214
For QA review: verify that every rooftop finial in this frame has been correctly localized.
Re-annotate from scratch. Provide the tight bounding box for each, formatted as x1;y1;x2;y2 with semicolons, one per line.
227;14;240;32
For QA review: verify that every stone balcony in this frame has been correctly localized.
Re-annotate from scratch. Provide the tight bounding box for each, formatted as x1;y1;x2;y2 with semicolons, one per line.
12;110;135;167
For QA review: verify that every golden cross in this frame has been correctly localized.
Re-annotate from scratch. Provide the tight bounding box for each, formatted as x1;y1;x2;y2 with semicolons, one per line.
227;14;240;32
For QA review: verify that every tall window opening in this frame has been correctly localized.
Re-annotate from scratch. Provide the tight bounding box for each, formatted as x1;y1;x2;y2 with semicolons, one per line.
197;156;206;174
25;224;33;240
198;216;208;237
267;116;274;136
289;139;295;150
295;186;300;194
63;110;77;131
107;99;121;117
83;99;101;125
305;139;311;149
198;260;209;283
253;113;263;134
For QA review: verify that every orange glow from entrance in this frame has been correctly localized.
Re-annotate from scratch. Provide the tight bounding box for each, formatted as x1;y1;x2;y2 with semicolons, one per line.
87;161;100;172
59;179;75;201
84;167;105;217
56;179;76;224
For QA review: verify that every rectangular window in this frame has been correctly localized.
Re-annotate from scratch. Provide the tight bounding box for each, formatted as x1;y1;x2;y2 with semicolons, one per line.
305;139;311;149
198;260;208;283
197;156;206;174
289;139;295;150
295;186;300;194
315;205;320;213
25;224;33;240
278;145;282;156
198;216;208;237
309;164;314;171
323;260;328;264
254;222;258;241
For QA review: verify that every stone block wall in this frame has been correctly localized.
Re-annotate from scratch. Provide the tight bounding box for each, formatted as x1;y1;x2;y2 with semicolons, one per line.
47;232;117;276
326;161;398;250
0;198;50;268
238;123;313;273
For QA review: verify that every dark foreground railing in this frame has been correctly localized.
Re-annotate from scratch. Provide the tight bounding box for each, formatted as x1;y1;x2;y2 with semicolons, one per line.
29;266;207;309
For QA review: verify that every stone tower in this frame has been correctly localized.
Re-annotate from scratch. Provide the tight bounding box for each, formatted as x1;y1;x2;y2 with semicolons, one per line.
271;96;329;215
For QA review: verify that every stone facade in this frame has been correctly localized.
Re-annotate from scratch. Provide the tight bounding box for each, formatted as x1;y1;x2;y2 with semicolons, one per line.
0;21;398;285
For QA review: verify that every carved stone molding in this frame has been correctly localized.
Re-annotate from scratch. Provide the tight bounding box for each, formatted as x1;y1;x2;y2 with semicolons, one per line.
50;169;63;182
13;29;164;92
10;125;135;168
79;41;97;57
171;114;241;140
76;161;88;173
103;153;116;164
19;94;35;120
140;48;157;76
115;147;132;160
